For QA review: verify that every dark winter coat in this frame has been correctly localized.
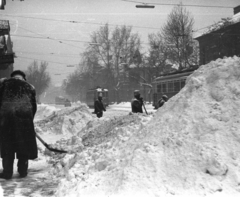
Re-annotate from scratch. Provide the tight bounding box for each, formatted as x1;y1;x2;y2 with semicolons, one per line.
157;97;168;109
157;98;165;108
94;98;106;118
131;97;143;113
0;78;38;159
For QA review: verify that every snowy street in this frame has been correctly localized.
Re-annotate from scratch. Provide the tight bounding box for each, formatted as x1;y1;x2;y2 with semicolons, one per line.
0;102;155;197
1;0;240;196
1;57;240;196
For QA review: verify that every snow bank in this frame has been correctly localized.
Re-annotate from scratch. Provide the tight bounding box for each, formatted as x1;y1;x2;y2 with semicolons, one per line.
53;56;240;196
34;104;61;121
35;102;94;135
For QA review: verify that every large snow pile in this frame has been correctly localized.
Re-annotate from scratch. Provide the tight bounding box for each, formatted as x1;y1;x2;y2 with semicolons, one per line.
34;104;62;121
35;102;94;135
53;56;240;197
47;114;152;195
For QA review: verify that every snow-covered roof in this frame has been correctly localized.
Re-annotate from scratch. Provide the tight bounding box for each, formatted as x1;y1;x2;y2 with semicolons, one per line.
199;12;240;37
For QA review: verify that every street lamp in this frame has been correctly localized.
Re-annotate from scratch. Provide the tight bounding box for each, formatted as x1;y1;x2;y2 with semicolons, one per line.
136;4;155;8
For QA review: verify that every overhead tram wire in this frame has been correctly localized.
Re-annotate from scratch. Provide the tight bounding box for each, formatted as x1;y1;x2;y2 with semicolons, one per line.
16;55;79;66
1;13;161;30
121;0;233;9
14;50;81;58
11;34;89;45
12;34;150;45
12;25;86;50
9;22;150;46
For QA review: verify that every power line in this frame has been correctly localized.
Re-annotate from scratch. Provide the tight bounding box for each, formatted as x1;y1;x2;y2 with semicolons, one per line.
121;0;234;8
8;21;151;46
11;23;149;46
12;34;89;44
16;55;79;66
11;34;150;45
192;24;214;32
14;50;81;58
13;25;86;49
1;13;161;30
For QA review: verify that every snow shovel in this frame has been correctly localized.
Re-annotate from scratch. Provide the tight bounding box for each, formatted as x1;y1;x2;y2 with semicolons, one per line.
35;132;68;154
142;102;148;115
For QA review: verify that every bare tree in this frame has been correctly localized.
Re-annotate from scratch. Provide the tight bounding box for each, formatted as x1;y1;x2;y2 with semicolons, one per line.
162;4;197;70
26;61;51;102
85;24;141;102
147;33;171;75
81;50;106;88
62;70;85;102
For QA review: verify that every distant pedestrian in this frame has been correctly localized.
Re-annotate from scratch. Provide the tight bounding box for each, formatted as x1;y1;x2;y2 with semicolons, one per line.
157;95;168;109
94;94;106;118
0;70;38;180
131;90;144;113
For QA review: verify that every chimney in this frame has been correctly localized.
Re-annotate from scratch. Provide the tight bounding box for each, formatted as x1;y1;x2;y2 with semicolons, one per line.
234;5;240;15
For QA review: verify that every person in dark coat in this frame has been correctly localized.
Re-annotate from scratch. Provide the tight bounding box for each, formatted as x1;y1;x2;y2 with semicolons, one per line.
131;90;143;113
0;70;38;180
94;94;106;118
157;95;168;109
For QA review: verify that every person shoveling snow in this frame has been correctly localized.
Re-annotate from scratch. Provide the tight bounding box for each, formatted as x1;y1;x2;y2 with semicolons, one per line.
0;70;38;180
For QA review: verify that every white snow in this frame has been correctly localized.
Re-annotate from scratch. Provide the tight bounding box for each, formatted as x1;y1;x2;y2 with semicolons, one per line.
1;56;240;197
52;56;240;197
203;13;240;35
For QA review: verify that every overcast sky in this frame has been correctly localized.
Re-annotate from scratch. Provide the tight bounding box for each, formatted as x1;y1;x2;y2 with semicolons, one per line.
1;0;239;86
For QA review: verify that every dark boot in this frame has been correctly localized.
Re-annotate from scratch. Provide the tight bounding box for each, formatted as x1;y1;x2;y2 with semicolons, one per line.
17;159;28;178
0;157;14;180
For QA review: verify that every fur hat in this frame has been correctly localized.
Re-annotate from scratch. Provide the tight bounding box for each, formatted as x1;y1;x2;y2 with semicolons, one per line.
134;90;140;95
10;70;26;81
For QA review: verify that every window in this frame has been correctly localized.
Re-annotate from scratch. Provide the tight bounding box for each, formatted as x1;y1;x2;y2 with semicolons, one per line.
162;83;167;93
202;47;206;65
180;80;185;88
157;84;161;93
174;80;180;92
168;81;174;92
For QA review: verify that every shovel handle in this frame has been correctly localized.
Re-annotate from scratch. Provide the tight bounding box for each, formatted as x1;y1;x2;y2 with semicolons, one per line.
142;102;148;115
35;132;68;154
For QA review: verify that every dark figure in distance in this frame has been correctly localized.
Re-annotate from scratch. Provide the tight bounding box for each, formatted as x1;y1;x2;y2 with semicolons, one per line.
0;70;38;180
157;95;168;109
131;90;143;113
94;94;106;118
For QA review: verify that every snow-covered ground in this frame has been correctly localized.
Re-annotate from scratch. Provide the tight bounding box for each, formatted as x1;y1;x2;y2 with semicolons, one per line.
1;56;240;197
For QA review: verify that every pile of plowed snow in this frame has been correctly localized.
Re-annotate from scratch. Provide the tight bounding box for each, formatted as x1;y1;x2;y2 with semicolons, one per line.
45;114;151;166
35;103;94;135
34;104;61;121
53;56;240;197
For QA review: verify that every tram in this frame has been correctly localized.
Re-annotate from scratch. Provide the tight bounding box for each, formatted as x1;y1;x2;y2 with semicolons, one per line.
55;96;71;107
86;87;109;108
152;69;197;108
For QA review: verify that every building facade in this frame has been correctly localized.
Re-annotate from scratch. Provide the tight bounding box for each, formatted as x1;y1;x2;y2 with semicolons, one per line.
0;20;14;79
195;6;240;66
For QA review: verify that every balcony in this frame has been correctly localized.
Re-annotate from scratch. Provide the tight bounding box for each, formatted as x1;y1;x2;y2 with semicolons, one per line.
0;20;10;36
0;53;14;65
